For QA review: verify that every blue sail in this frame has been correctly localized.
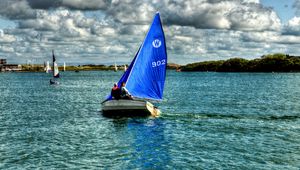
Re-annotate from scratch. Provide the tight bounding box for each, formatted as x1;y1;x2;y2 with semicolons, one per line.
105;47;140;100
126;12;167;100
106;12;167;100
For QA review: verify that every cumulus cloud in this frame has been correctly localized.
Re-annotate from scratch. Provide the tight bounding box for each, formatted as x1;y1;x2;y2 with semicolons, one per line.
0;29;16;43
0;0;299;64
242;30;300;45
282;17;300;36
293;0;300;15
162;0;233;29
61;0;109;10
1;0;281;32
27;0;61;9
0;0;110;19
27;0;109;10
227;5;281;31
107;0;155;25
0;0;36;19
17;9;117;39
166;0;280;31
106;0;280;31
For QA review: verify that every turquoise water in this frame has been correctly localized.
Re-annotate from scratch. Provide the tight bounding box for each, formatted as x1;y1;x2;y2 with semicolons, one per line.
0;71;300;169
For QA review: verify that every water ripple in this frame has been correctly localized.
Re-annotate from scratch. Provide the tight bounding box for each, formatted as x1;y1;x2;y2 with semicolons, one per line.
1;71;300;169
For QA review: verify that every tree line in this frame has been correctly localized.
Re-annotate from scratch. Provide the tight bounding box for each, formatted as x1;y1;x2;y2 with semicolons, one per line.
181;54;300;72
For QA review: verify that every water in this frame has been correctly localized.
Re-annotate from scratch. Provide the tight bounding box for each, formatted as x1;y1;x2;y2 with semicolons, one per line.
0;71;300;169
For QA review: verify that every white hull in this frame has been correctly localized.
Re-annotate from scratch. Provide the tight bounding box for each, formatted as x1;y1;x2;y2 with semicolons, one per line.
102;99;160;117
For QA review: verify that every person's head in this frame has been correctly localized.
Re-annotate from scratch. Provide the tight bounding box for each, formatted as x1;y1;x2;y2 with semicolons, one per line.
113;83;118;87
122;82;126;87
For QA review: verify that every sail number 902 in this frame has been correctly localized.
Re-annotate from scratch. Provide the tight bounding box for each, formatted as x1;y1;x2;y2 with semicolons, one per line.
152;59;166;67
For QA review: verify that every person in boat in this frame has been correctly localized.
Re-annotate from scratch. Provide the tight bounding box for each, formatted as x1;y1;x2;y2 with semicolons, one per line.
111;83;120;100
120;82;132;99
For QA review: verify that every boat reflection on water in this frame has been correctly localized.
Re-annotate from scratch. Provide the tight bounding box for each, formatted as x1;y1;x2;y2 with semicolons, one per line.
109;117;171;169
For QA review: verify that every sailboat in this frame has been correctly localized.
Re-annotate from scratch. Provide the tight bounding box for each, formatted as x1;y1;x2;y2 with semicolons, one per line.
124;64;127;72
50;50;59;85
114;63;118;71
114;59;118;72
63;62;66;72
101;12;167;117
45;61;51;73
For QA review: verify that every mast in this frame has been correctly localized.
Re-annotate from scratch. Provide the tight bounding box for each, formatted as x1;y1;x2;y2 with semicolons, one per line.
52;50;54;77
52;50;59;78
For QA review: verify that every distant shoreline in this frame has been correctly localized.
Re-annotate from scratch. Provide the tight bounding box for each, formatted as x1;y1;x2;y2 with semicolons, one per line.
3;64;181;72
18;65;127;72
2;53;300;73
179;53;300;72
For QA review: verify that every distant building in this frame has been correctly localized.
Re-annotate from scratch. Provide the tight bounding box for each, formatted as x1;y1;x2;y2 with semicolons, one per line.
0;59;5;71
0;59;22;72
1;64;22;71
0;59;7;65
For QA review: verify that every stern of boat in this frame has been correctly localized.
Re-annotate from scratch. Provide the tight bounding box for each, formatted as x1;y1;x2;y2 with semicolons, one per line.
102;99;160;117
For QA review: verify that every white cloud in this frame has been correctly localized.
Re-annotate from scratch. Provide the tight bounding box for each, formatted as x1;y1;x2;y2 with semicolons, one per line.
293;0;300;15
0;29;16;43
0;0;36;19
283;17;300;35
62;0;109;10
117;0;279;31
228;6;281;31
1;0;300;64
242;0;259;3
242;31;300;44
26;0;109;10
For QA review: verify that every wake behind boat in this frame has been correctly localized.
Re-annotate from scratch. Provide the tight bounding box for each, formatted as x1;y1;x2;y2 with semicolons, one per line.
101;12;167;117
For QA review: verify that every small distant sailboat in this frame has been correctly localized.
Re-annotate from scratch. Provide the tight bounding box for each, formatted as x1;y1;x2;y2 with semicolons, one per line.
114;64;118;72
124;64;127;72
50;50;59;85
114;57;118;72
63;62;66;72
102;12;167;117
45;61;51;73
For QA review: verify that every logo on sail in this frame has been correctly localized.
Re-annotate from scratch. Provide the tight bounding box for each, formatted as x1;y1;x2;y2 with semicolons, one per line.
152;39;161;48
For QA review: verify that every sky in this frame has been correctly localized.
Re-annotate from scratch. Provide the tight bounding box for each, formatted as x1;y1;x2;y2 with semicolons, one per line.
1;0;300;65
